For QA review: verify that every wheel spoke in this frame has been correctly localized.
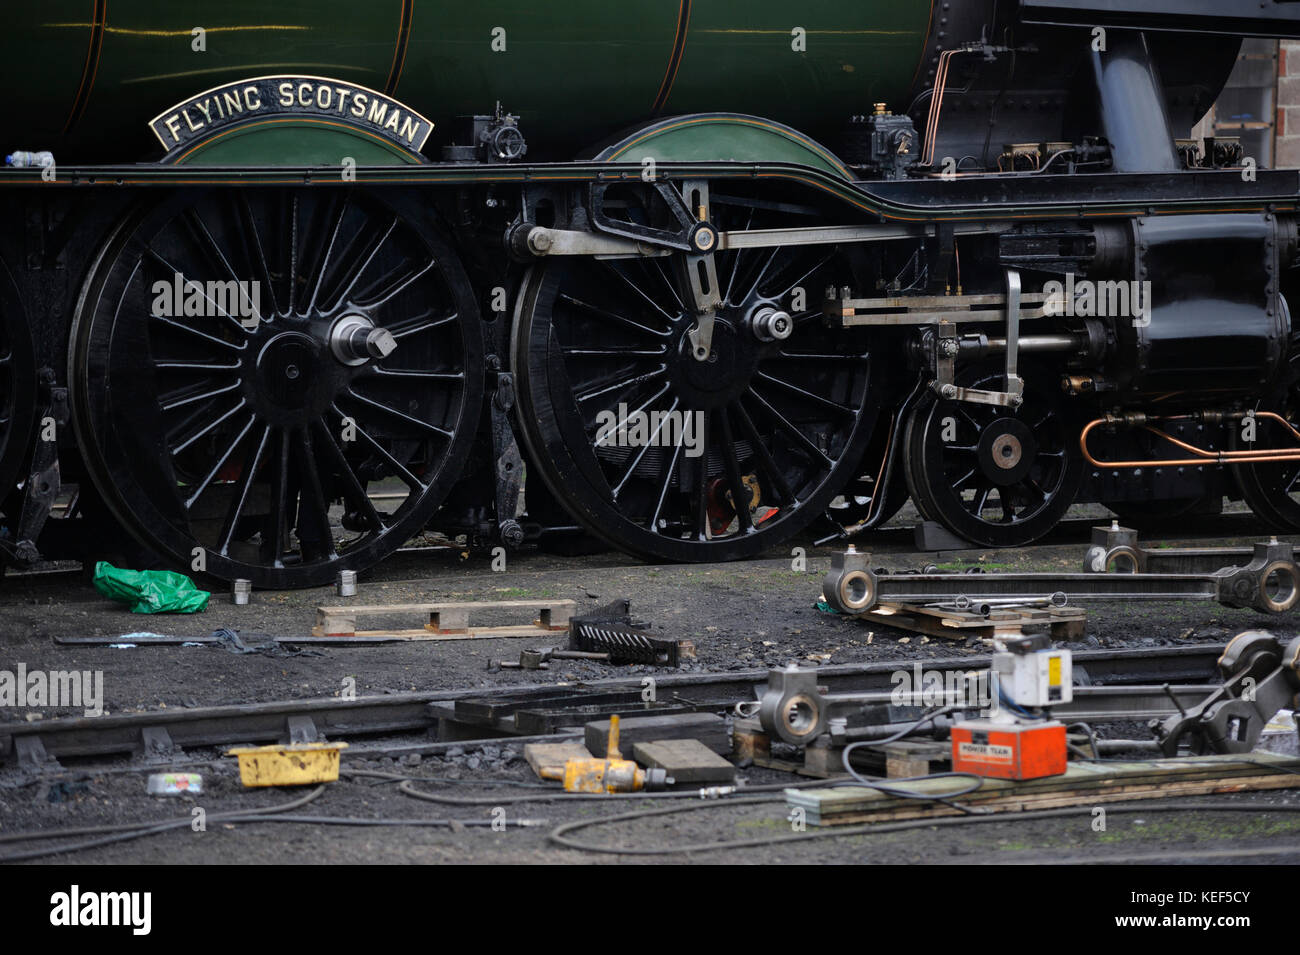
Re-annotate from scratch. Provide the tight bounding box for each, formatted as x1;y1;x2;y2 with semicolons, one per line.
356;255;436;308
217;424;271;555
286;193;300;313
594;383;670;449
754;370;855;416
562;346;668;359
370;367;465;382
603;262;678;325
295;428;337;558
170;398;248;455
736;247;780;305
389;310;457;339
263;428;291;566
345;389;454;440
694;409;712;540
145;247;251;337
313;418;386;532
648;438;685;532
183;413;256;510
159;380;241;413
558;293;672;339
730;400;796;505
155;359;241;374
576;366;666;405
302;194;349;315
236;194;280;316
770;250;834;301
337;406;429;491
744;387;836;471
150;314;244;352
719;409;754;534
610;398;680;498
327;216;399;308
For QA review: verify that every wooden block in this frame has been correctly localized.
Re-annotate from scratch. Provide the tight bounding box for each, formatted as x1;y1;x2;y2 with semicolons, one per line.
883;740;950;779
633;739;736;784
732;717;770;761
585;713;729;758
523;741;592;779
429;609;470;634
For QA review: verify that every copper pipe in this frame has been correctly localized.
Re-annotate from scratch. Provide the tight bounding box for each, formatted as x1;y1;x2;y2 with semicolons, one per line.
1079;412;1300;468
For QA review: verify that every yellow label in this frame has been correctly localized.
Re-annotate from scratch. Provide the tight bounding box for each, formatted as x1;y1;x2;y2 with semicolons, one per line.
1048;655;1062;687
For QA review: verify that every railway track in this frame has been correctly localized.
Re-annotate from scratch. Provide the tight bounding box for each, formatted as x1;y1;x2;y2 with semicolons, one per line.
0;644;1225;769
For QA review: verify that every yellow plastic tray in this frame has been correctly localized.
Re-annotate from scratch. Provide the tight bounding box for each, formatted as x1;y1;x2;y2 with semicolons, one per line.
226;742;349;787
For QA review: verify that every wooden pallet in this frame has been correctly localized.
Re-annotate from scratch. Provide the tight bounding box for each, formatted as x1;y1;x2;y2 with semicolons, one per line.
786;752;1300;826
312;599;576;641
857;601;1086;641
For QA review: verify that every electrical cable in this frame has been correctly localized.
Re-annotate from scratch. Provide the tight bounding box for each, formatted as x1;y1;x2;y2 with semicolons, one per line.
548;798;1300;857
0;785;327;862
836;705;988;812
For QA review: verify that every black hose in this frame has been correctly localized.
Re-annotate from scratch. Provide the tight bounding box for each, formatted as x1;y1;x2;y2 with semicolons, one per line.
548;799;1300;857
0;785;327;862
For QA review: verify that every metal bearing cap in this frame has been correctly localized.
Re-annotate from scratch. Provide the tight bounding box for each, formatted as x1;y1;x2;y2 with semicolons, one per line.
329;314;397;366
758;667;827;745
689;221;718;253
822;546;878;615
749;305;794;342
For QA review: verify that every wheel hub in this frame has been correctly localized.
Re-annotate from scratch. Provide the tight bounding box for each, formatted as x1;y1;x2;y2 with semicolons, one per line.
978;418;1036;486
669;319;756;408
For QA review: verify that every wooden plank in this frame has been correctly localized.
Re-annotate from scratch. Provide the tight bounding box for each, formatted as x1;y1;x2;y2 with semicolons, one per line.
787;753;1300;825
313;599;576;638
857;602;1086;641
633;739;737;784
585;713;730;758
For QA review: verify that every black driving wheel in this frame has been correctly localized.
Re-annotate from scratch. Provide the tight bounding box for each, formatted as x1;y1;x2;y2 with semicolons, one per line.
70;187;482;588
1233;344;1300;530
512;189;881;562
904;365;1083;547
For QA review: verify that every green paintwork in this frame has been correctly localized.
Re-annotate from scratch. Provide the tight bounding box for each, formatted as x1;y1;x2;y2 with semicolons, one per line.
0;0;933;164
600;114;849;178
174;120;421;166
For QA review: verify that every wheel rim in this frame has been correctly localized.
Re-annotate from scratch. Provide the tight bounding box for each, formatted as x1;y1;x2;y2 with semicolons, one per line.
905;366;1082;547
512;191;879;562
70;188;482;588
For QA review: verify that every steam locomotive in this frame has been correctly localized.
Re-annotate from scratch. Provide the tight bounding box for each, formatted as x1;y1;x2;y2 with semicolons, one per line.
3;0;1300;588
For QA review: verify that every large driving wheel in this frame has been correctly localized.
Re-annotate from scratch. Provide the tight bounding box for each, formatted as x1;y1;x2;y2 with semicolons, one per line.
70;188;482;588
1233;342;1300;530
904;365;1083;547
512;187;881;562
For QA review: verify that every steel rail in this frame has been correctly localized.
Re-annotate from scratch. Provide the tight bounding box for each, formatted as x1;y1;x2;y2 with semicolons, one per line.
0;645;1225;766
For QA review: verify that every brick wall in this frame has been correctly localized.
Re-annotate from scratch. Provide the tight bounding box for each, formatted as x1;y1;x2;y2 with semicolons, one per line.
1277;40;1300;167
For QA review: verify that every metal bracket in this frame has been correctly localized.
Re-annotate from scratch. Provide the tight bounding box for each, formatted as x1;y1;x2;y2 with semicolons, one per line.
286;715;320;744
14;734;57;773
677;180;722;361
928;270;1025;408
491;372;525;549
137;726;180;763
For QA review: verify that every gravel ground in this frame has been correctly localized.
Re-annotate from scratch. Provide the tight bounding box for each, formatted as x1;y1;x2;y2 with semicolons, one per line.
3;507;1300;864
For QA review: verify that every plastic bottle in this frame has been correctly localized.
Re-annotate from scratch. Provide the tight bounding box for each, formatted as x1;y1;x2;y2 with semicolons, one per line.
5;151;55;168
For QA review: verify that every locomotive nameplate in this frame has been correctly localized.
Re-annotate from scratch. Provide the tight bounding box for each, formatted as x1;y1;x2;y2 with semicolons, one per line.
147;74;434;155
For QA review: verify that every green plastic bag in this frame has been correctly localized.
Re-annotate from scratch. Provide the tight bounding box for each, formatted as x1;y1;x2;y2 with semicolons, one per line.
92;562;211;614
